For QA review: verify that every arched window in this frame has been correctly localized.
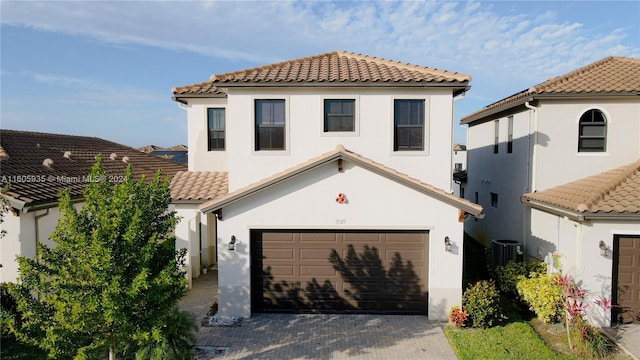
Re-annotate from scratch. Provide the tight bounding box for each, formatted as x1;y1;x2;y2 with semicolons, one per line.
578;109;607;152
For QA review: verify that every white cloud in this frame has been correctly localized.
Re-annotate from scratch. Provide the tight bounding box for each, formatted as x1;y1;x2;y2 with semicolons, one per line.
1;0;638;106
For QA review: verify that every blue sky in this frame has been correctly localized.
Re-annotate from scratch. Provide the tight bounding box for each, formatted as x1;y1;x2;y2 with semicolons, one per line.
1;1;639;148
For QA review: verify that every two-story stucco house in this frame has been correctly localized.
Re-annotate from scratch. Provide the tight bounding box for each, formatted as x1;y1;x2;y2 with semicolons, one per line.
169;51;484;321
461;56;640;326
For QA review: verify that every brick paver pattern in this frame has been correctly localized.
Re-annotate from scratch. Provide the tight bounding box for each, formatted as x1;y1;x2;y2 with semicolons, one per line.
179;272;458;359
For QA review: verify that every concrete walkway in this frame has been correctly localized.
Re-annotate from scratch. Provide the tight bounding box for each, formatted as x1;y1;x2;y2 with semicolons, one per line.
604;324;640;360
179;271;457;359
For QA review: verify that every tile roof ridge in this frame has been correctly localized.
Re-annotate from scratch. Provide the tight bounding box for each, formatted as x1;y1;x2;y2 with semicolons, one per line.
576;159;640;212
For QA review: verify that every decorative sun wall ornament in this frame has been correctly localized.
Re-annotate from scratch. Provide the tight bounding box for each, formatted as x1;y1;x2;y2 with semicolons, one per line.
336;193;347;204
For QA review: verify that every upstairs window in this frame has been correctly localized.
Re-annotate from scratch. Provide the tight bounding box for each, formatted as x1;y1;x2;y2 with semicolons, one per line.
394;99;424;151
578;109;607;152
324;99;355;132
255;99;285;151
207;108;225;151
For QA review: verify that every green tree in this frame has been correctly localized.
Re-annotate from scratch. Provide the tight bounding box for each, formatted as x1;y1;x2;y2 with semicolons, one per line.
9;157;195;359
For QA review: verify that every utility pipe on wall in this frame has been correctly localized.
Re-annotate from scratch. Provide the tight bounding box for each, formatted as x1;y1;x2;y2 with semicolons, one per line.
524;101;539;191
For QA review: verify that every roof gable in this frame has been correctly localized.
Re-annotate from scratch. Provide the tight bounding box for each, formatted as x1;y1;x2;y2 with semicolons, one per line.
173;51;470;99
522;159;640;220
199;145;484;218
461;56;640;124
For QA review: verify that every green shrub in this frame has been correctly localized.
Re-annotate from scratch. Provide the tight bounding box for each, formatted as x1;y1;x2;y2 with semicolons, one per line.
462;279;505;328
494;260;546;295
1;282;19;336
516;274;563;323
571;318;613;358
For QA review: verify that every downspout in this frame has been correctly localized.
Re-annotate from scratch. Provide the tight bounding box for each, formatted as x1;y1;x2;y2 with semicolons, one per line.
451;92;466;193
524;101;538;191
177;102;188;111
524;101;538;257
34;208;50;255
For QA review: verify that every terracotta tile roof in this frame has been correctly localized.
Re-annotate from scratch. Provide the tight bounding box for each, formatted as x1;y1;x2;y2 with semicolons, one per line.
461;56;640;124
522;159;640;217
173;51;470;99
200;144;484;218
170;171;228;202
0;129;187;210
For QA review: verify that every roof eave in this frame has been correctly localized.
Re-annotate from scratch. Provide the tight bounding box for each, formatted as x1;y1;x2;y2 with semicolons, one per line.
521;196;640;222
461;91;640;125
521;197;586;222
213;81;470;89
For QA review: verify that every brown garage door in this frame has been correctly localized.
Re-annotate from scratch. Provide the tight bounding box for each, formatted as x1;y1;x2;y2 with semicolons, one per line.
613;236;640;324
251;230;428;315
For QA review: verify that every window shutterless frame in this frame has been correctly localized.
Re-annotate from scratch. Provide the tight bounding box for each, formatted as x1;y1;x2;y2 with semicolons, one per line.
393;99;425;151
255;99;286;151
578;109;607;152
207;108;225;151
324;99;355;132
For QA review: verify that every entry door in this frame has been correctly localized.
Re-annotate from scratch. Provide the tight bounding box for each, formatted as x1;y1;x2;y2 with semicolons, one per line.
613;236;640;324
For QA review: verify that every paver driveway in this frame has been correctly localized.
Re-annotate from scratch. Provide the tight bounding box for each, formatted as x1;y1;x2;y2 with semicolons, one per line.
179;271;458;359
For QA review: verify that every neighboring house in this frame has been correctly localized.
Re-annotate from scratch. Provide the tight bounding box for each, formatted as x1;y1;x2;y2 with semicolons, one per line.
461;56;640;326
139;144;189;164
0;130;187;283
169;50;484;321
452;144;467;197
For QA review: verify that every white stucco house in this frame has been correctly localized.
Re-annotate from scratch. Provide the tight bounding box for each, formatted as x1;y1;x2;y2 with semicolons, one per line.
460;56;640;326
0;130;186;284
169;51;484;321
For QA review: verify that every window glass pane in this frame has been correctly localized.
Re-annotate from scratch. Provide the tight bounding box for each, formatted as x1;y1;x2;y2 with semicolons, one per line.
255;100;286;150
394;100;424;151
580;124;605;137
578;109;606;152
580;138;605;149
324;99;355;132
207;108;225;150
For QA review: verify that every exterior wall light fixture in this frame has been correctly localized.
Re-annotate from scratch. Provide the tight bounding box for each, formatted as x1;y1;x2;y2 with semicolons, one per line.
599;240;608;257
229;235;237;251
445;236;452;252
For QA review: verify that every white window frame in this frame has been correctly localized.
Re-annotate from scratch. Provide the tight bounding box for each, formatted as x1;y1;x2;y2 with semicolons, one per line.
320;95;360;137
575;106;611;157
251;95;290;155
390;95;430;156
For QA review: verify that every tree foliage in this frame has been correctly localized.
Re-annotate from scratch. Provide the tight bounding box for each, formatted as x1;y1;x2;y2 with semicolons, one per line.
9;157;193;359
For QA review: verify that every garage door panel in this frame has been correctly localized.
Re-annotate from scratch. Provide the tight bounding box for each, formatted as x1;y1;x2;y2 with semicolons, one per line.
263;249;294;260
262;232;295;242
300;232;339;242
300;265;336;276
253;230;428;315
300;249;333;260
343;233;382;243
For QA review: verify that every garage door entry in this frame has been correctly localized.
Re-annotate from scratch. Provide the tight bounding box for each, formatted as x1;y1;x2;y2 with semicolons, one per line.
613;235;640;324
251;230;429;315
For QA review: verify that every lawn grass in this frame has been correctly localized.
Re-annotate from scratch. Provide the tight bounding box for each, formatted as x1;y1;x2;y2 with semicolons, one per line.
444;300;579;360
